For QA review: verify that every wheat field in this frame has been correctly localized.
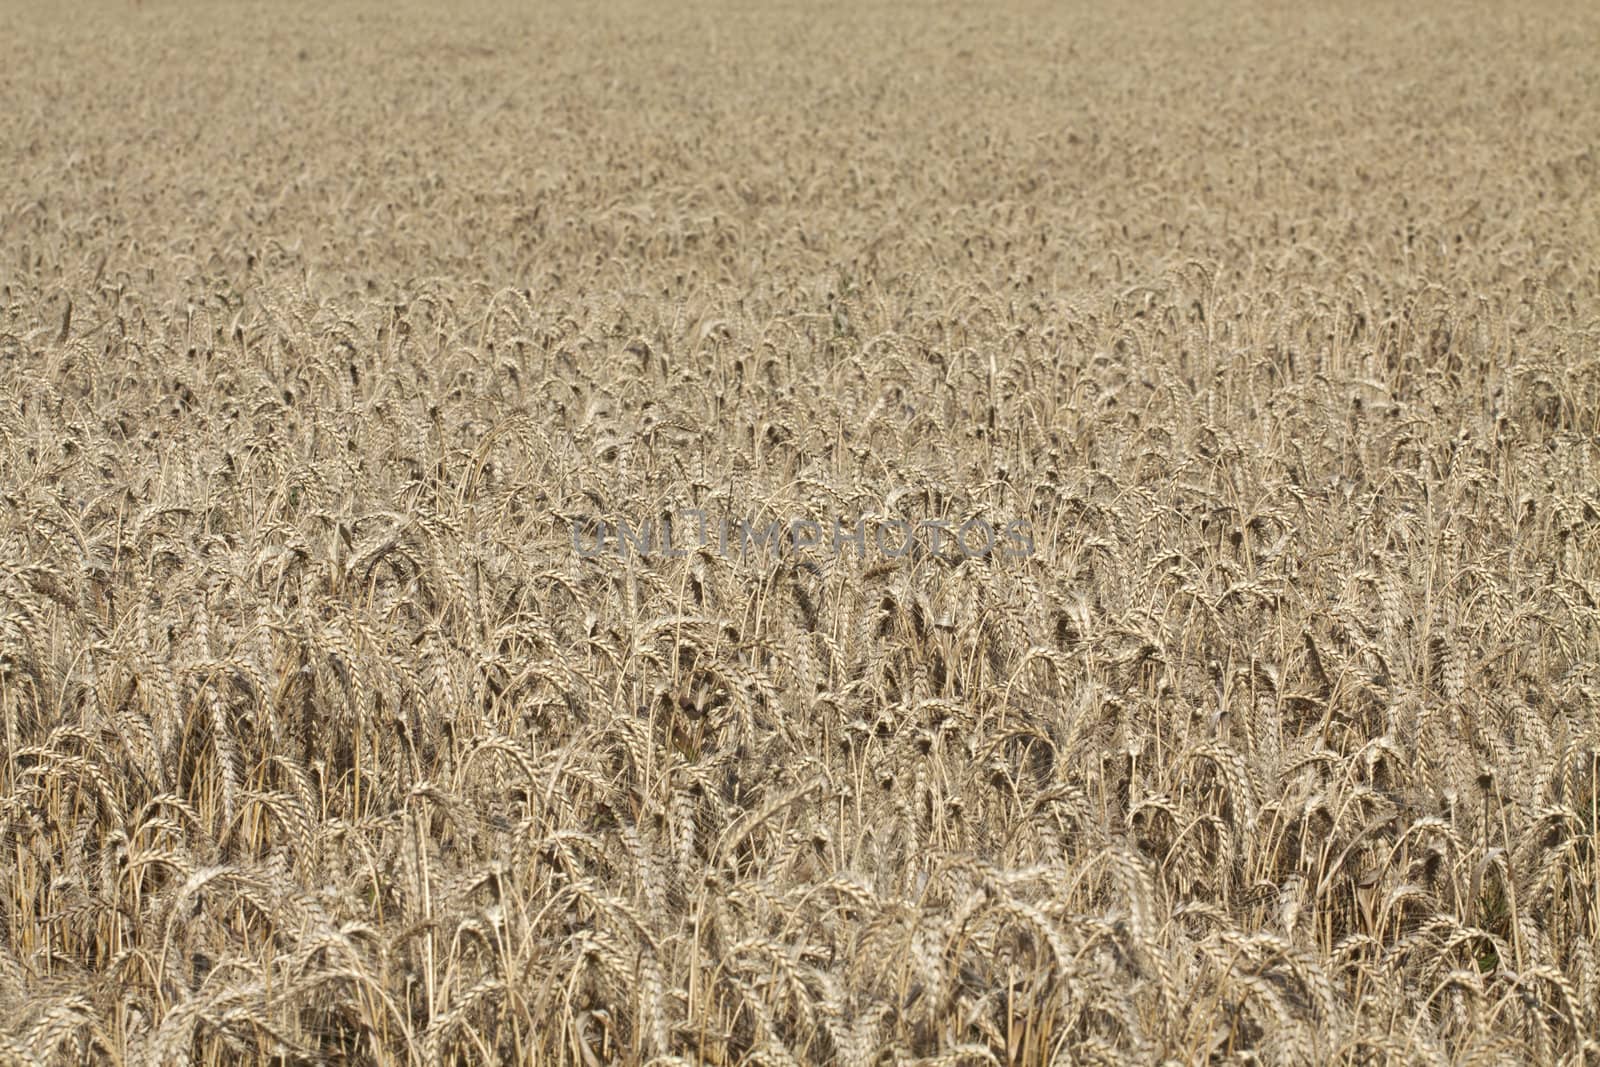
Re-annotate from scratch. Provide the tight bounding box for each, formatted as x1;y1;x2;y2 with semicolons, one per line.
2;0;1599;1063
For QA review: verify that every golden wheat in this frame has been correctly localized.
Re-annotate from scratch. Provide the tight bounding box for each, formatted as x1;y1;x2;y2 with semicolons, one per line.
2;0;1599;1063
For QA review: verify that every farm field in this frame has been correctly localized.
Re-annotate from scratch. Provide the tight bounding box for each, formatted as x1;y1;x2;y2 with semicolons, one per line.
2;0;1600;1063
